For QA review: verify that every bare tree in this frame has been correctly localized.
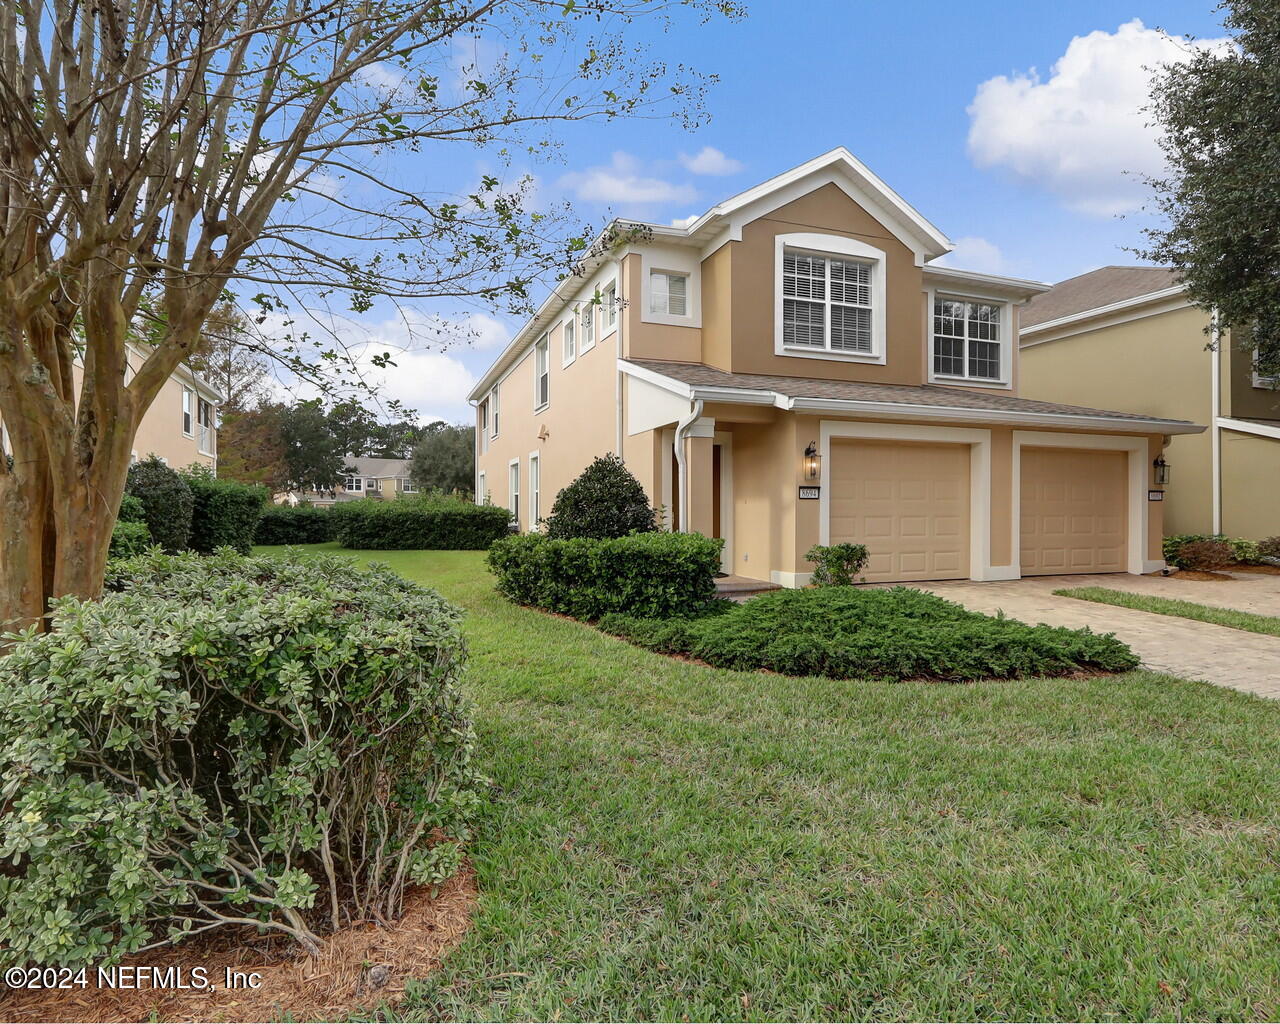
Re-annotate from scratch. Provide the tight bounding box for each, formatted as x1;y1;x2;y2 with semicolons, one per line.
0;0;739;629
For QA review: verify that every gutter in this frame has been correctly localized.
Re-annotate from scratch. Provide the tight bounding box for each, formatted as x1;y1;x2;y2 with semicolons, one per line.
672;399;704;532
1211;309;1222;534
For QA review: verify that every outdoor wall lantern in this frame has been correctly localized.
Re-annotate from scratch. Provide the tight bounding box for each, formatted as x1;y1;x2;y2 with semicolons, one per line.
1153;454;1170;486
804;441;821;481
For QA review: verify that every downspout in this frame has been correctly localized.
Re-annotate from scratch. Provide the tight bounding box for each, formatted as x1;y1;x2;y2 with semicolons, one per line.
673;398;704;532
1210;308;1222;534
615;258;625;459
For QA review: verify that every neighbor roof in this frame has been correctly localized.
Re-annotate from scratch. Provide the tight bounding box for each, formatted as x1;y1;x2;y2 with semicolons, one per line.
623;359;1202;433
344;456;411;477
1021;266;1183;330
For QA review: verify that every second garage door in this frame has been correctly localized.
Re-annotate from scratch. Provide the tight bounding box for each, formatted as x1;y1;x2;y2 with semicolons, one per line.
829;439;970;583
1020;447;1127;575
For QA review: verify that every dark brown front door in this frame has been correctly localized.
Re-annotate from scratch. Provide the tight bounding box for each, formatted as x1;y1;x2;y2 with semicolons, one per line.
711;444;722;540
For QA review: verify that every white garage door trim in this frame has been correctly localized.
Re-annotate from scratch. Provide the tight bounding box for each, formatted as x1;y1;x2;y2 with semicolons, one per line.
818;420;1003;582
1012;430;1160;575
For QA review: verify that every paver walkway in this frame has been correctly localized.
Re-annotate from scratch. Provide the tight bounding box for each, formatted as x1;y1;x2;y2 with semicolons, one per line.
910;571;1280;699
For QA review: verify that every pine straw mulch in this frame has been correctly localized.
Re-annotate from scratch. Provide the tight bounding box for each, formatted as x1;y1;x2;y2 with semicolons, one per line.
0;867;476;1024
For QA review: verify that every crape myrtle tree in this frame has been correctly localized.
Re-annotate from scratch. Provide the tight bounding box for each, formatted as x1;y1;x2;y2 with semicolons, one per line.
0;0;741;630
1140;0;1280;376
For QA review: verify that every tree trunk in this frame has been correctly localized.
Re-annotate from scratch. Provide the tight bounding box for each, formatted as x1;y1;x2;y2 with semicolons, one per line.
0;457;53;632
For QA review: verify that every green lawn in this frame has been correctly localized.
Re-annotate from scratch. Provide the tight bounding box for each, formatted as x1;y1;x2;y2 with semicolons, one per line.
1057;585;1280;638
261;545;1280;1022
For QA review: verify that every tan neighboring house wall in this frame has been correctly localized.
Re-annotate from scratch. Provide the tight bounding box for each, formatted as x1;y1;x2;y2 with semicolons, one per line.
1020;282;1280;541
471;149;1201;585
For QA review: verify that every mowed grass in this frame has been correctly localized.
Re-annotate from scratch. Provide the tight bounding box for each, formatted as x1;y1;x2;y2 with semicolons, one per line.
1057;585;1280;638
261;544;1280;1021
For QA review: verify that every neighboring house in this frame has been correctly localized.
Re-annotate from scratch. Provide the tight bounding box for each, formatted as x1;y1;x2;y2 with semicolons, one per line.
284;456;416;505
470;149;1203;585
0;344;221;472
1019;267;1280;540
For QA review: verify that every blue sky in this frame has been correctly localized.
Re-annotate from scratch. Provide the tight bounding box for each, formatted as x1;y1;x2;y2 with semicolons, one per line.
295;0;1231;424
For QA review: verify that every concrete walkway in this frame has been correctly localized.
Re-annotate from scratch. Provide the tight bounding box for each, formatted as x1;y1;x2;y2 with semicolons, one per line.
909;572;1280;699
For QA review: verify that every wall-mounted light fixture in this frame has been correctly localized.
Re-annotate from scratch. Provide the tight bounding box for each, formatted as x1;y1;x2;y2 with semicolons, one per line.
804;441;821;481
1153;454;1170;486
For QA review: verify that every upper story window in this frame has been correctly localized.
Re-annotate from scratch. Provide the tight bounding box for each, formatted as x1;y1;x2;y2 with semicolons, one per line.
580;303;595;350
932;297;1005;383
650;271;687;316
491;385;500;437
478;399;489;453
782;250;873;353
196;397;216;455
604;283;617;329
562;317;576;365
534;335;549;409
181;387;194;436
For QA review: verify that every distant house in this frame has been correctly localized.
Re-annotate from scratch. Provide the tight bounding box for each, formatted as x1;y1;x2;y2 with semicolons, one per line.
282;456;417;506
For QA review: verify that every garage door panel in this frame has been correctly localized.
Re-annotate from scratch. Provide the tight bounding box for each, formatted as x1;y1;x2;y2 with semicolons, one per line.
1021;447;1127;576
830;439;971;584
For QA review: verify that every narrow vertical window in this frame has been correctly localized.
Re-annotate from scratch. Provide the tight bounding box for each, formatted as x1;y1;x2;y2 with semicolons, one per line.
529;453;540;530
491;386;500;437
563;317;576;365
581;303;594;349
534;336;549;408
181;387;194;435
605;283;617;328
509;461;520;523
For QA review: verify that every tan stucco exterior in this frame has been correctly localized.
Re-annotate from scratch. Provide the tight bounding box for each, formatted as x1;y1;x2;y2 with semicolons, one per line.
1021;302;1278;540
473;151;1185;584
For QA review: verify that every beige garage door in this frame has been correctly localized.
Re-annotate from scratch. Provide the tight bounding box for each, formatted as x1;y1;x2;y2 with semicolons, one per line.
1020;447;1127;575
829;439;970;583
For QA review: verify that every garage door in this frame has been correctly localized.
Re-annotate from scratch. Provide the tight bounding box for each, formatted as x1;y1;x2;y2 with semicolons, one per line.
1020;447;1127;575
829;439;970;583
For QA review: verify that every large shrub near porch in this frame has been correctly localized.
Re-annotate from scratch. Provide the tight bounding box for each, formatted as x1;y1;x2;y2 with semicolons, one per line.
487;531;721;619
0;550;483;967
542;453;657;539
125;455;193;553
331;494;512;550
182;468;268;555
598;586;1139;682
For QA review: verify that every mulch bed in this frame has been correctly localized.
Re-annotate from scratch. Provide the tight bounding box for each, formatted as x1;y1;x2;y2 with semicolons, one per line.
1231;565;1280;576
0;868;476;1024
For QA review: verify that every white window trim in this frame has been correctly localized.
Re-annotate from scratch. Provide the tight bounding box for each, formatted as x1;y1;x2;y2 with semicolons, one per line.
479;400;489;454
649;270;690;320
196;398;216;455
774;233;887;365
1011;431;1160;575
580;302;595;351
528;450;541;531
402;478;418;493
603;281;618;336
533;335;550;412
817;420;1000;583
490;386;500;438
181;386;195;437
561;319;576;367
477;469;486;504
1251;348;1279;389
345;475;363;492
927;289;1013;389
508;457;521;523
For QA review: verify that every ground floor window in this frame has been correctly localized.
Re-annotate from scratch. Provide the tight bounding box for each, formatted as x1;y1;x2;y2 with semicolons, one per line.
509;460;520;522
529;453;540;529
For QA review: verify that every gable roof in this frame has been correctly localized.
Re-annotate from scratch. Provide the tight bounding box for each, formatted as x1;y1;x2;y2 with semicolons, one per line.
344;456;411;478
622;358;1203;434
1021;266;1183;330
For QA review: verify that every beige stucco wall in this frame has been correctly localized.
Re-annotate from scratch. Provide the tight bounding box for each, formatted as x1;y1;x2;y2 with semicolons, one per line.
1019;305;1212;535
1220;429;1280;539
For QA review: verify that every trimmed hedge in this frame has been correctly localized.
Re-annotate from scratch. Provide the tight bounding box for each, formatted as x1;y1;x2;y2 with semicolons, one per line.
0;550;483;967
331;496;512;550
487;531;722;619
598;586;1138;682
108;519;151;559
184;473;267;555
255;504;335;545
125;456;193;553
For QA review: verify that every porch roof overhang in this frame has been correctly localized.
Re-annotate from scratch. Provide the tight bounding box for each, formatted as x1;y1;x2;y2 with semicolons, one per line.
619;358;1205;436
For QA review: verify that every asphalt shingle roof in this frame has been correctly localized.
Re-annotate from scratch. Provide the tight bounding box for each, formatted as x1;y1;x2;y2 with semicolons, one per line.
1021;266;1183;329
626;359;1197;427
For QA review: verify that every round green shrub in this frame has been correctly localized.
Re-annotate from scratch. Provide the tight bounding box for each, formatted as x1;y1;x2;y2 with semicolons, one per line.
117;494;147;523
542;453;656;539
181;468;267;555
255;504;335;545
0;550;484;967
125;456;194;553
805;543;870;586
107;519;151;559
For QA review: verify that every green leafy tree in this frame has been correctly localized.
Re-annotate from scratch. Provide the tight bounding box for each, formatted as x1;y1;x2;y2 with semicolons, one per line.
280;401;348;493
1140;0;1280;376
215;402;291;492
409;422;476;496
0;0;740;630
327;400;381;458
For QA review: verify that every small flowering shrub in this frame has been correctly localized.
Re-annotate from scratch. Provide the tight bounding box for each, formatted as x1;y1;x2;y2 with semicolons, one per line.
0;550;484;968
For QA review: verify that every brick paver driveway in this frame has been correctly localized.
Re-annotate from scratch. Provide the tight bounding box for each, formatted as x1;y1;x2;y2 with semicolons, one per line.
910;570;1280;698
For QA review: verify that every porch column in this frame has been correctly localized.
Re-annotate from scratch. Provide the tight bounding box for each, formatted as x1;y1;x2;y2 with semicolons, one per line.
681;417;716;537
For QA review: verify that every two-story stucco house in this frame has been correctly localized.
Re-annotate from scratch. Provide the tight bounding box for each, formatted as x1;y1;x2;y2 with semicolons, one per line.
1019;266;1280;540
470;150;1203;586
284;456;418;505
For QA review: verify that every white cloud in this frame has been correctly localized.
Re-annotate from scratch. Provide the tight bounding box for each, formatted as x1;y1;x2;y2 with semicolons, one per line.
466;312;513;350
678;146;743;176
669;214;700;229
934;236;1009;275
560;152;697;207
966;19;1232;217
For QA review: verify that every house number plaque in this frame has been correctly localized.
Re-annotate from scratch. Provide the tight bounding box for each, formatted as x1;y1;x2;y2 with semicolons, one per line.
798;486;820;500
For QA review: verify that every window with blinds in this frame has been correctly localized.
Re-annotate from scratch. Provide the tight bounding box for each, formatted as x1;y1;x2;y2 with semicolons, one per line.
650;271;688;316
932;298;1003;381
782;250;873;352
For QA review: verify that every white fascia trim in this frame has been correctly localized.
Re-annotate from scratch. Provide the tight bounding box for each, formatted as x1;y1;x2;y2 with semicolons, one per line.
1218;416;1280;440
818;420;999;581
691;386;777;406
1012;430;1154;575
922;264;1051;299
1019;285;1189;341
787;395;1203;434
617;359;694;399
